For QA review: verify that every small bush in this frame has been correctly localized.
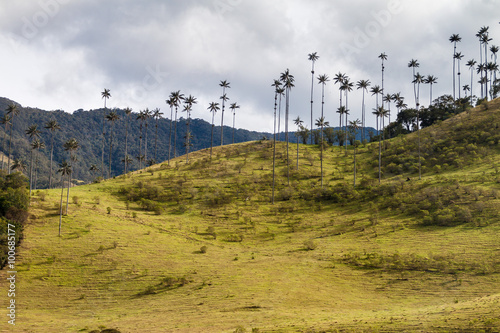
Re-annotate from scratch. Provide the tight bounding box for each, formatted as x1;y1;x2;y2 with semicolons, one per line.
303;239;317;251
107;207;112;214
200;246;207;254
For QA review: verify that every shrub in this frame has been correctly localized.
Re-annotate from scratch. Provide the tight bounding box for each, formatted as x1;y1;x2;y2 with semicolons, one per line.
303;239;317;251
107;207;112;214
200;246;207;254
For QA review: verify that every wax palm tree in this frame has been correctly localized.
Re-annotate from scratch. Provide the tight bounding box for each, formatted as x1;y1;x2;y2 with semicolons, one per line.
476;27;489;99
382;94;393;141
136;110;147;170
372;106;385;184
11;158;27;174
207;101;220;160
336;106;347;147
219;80;231;146
6;104;20;174
170;91;185;158
449;34;461;100
123;107;132;173
413;73;424;180
63;138;79;213
183;95;197;163
308;52;319;144
317;74;329;119
32;139;45;191
25;125;41;196
293;116;303;170
44;119;60;188
276;86;285;141
143;108;152;163
315;116;329;188
101;89;111;179
57;160;71;236
272;79;279;205
152;108;163;162
0;115;11;171
481;30;492;99
487;62;499;99
89;164;99;181
166;98;174;165
230;102;240;144
466;59;477;98
491;45;499;85
424;75;438;105
106;110;120;177
408;59;420;107
379;53;388;108
454;52;464;99
341;77;354;154
349;119;361;187
356;79;370;142
333;72;347;110
280;69;295;185
463;84;470;97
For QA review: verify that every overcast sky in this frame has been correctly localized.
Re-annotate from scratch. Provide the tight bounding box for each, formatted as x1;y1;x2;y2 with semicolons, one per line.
0;0;499;132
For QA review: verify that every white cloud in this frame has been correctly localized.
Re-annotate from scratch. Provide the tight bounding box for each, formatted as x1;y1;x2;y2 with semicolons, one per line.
0;0;499;132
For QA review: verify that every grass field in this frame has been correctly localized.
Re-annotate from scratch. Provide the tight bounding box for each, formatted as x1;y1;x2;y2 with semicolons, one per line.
2;100;500;332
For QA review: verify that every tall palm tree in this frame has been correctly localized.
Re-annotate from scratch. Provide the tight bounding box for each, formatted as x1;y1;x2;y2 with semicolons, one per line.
276;86;285;141
280;69;295;186
372;106;385;184
333;72;347;111
170;91;185;158
101;89;111;179
454;52;464;99
272;79;279;205
143;108;152;163
63;138;79;215
123;107;132;173
382;93;393;141
356;79;371;142
463;84;471;97
271;80;281;140
341;77;354;154
166;98;174;165
25;125;41;196
317;74;329;119
308;52;319;144
413;72;424;180
293;116;303;170
57;161;71;236
136;110;147;170
219;80;231;146
487;62;498;99
6;104;20;174
106;110;120;177
424;75;438;105
349;119;362;187
44;119;60;188
408;59;420;107
378;53;388;108
89;164;99;182
491;45;499;85
11;158;27;174
230;102;240;144
315;116;329;188
466;59;477;98
183;95;197;163
207;102;220;161
476;27;490;99
0;115;11;171
152;108;163;163
32;139;45;191
336;106;347;147
449;34;461;100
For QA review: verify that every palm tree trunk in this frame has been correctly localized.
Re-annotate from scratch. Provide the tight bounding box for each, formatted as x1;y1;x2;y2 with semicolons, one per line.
59;180;64;236
108;124;113;178
210;112;215;161
173;109;178;158
378;116;381;184
49;133;54;188
285;88;290;186
101;115;105;179
139;124;143;170
34;149;39;190
144;122;148;164
361;90;366;142
29;148;33;197
272;91;278;205
1;123;8;171
66;164;71;215
124;115;129;173
232;113;236;145
168;107;173;165
310;63;315;145
320;123;324;188
353;144;357;188
8;116;14;174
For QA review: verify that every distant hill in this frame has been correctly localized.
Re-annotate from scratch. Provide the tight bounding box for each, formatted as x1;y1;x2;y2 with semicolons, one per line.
0;97;376;188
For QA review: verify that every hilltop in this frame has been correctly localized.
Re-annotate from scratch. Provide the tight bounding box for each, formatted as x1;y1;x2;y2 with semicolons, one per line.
2;99;500;332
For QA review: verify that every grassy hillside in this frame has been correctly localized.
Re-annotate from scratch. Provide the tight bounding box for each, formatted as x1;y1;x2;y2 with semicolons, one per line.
2;99;500;332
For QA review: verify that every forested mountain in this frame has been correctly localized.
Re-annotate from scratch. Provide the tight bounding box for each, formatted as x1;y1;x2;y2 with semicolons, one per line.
0;97;376;188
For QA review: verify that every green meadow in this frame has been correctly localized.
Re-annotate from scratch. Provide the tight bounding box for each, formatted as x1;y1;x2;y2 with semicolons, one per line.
3;99;500;332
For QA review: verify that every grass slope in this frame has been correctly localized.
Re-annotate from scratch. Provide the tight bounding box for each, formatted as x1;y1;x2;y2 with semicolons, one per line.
2;100;500;332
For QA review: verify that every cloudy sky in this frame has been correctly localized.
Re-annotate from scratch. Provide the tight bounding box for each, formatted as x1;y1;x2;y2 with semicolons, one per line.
0;0;498;132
